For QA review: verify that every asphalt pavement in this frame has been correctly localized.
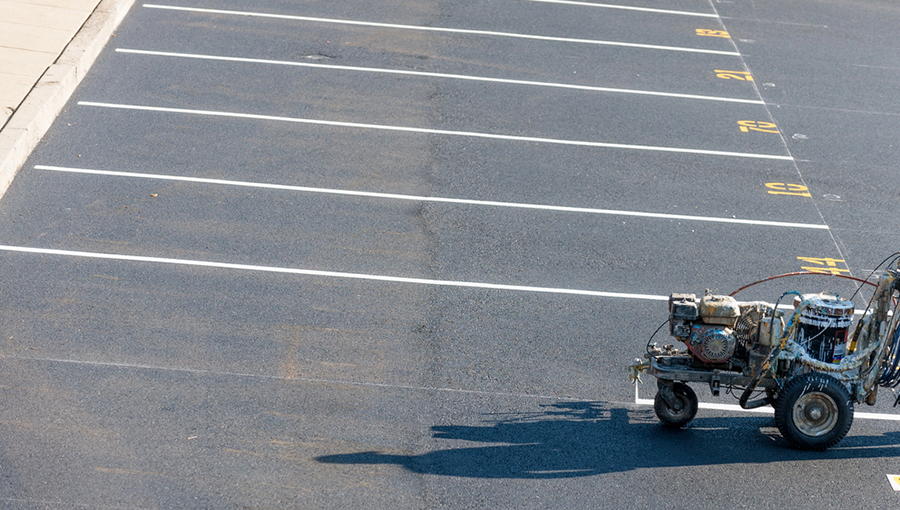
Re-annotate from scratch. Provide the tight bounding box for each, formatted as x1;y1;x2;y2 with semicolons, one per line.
1;0;900;508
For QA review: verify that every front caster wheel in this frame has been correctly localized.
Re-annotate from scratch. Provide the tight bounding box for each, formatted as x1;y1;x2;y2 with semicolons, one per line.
654;382;698;428
774;372;853;450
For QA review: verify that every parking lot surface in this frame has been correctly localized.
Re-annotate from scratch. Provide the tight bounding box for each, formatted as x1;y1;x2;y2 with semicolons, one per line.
2;1;900;508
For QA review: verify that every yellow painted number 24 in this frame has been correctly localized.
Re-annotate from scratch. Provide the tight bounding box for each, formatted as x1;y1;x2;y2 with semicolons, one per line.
766;183;811;197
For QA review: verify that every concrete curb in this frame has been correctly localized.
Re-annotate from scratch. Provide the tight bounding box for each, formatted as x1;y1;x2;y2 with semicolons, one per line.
0;0;136;201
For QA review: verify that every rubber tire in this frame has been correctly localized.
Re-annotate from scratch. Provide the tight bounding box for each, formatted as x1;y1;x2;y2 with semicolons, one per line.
654;382;698;428
774;372;853;451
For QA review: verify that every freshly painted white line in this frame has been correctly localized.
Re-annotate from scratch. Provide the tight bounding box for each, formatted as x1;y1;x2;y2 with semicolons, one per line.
34;165;827;230
141;4;740;56
77;101;794;161
635;392;900;421
854;411;900;421
635;397;774;414
0;244;669;301
115;48;764;105
13;355;581;401
520;0;718;18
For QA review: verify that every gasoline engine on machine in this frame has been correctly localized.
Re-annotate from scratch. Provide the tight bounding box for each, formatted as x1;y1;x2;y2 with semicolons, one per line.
629;257;900;450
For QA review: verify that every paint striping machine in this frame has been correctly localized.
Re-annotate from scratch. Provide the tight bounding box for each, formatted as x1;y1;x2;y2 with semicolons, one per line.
629;255;900;450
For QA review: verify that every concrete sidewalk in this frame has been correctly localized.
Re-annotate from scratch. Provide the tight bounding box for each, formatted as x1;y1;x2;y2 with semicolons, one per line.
0;0;134;199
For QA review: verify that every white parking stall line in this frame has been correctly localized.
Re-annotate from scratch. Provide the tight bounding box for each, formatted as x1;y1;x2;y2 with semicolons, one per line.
519;0;718;18
634;387;900;421
0;244;668;300
77;101;794;161
0;246;862;305
34;165;827;230
115;48;764;105
141;4;740;56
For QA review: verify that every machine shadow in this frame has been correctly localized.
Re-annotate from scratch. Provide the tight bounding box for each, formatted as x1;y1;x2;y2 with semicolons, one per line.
315;400;900;479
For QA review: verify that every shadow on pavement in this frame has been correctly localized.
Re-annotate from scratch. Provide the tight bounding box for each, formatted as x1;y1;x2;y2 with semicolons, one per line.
315;400;900;478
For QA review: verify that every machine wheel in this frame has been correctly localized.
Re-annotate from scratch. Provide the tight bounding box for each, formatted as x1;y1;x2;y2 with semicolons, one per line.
774;372;853;450
654;382;698;428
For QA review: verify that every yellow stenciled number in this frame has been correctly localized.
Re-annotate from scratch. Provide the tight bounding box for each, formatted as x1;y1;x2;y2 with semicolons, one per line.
715;70;753;81
696;29;730;38
738;120;779;134
797;257;850;275
766;183;811;197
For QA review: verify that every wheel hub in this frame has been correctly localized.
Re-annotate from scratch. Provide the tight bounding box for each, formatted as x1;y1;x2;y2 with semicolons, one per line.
793;392;838;437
